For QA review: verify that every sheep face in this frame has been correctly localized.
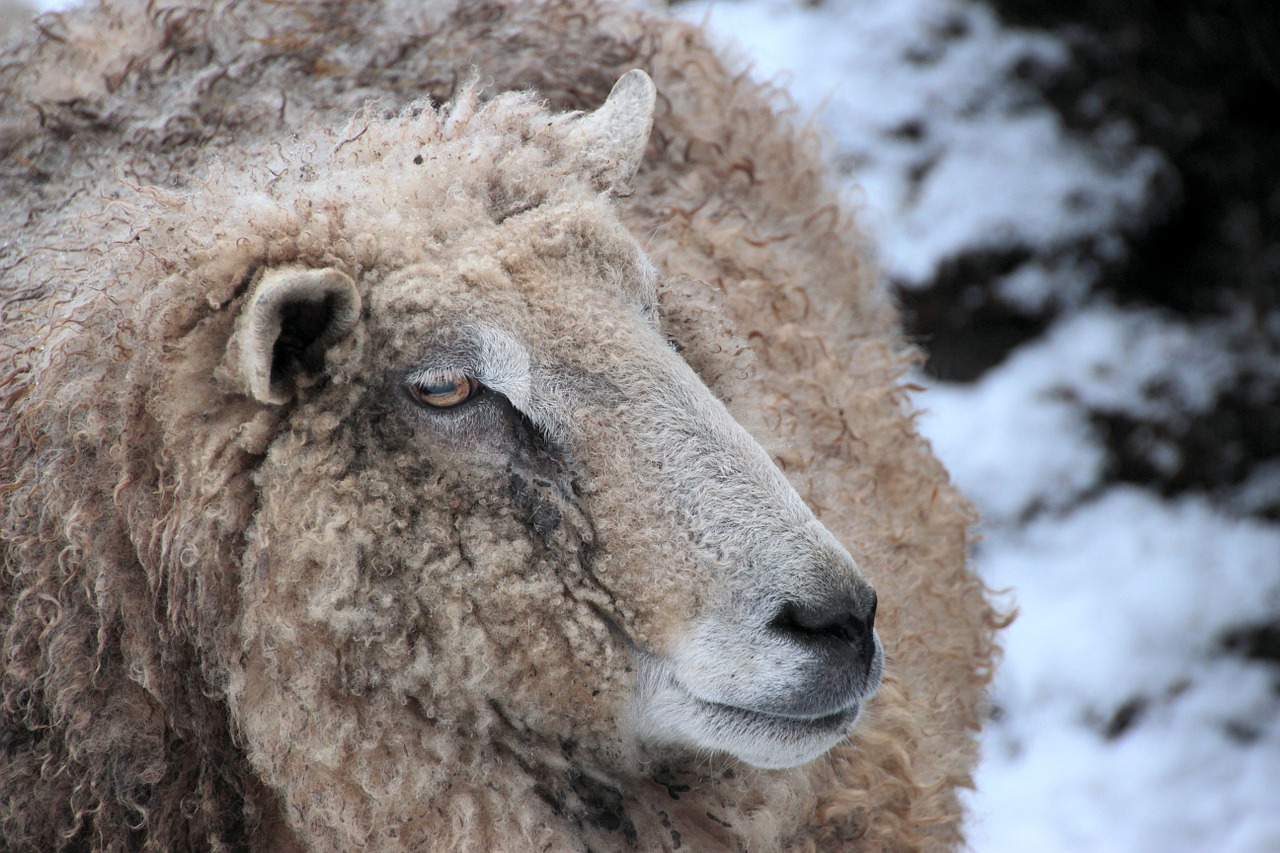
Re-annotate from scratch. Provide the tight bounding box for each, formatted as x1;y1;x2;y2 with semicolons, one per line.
214;75;880;840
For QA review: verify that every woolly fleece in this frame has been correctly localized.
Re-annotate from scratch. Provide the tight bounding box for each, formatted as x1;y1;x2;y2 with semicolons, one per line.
0;1;1001;851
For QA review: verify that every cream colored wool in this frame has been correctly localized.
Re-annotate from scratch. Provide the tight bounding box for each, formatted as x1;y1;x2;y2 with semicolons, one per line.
0;1;1003;851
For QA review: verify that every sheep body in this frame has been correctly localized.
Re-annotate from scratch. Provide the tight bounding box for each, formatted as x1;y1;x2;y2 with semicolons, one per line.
0;1;1000;851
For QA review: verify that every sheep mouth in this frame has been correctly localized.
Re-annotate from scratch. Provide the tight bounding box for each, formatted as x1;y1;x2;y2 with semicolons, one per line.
693;692;864;751
629;659;867;769
697;695;862;731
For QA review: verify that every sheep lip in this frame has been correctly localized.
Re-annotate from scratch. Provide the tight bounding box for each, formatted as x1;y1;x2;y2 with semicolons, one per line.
696;695;862;731
672;671;871;723
628;646;868;766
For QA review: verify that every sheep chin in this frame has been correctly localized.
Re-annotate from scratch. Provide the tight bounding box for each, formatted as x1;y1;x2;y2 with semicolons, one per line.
627;652;865;769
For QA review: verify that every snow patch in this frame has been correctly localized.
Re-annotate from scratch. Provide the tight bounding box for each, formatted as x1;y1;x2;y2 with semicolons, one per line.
678;0;1165;289
916;305;1241;522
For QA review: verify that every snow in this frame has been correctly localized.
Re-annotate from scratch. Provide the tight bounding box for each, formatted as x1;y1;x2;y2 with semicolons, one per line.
983;490;1280;709
17;0;1280;848
919;305;1244;522
677;0;1164;292
677;0;1280;850
919;310;1280;848
28;0;73;10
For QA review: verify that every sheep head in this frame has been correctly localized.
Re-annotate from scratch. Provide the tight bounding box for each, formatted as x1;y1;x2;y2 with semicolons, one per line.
199;71;880;846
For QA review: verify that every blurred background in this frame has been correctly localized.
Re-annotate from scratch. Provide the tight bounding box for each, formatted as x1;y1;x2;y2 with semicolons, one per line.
11;0;1280;849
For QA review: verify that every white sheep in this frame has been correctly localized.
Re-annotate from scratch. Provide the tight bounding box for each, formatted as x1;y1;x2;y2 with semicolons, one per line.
0;1;1001;850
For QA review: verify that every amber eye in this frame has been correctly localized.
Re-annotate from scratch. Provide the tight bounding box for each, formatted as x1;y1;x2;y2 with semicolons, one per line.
407;372;480;409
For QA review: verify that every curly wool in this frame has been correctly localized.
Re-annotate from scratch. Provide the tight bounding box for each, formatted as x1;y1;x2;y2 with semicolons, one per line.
1;1;1004;851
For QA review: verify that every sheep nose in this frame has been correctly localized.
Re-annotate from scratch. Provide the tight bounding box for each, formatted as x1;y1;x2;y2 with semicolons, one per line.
769;590;877;658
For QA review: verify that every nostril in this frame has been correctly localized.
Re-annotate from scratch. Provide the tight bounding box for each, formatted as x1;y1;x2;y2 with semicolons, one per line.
771;592;876;647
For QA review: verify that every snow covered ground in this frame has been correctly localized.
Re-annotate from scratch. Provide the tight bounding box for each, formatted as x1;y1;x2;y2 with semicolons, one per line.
676;0;1280;849
16;0;1280;848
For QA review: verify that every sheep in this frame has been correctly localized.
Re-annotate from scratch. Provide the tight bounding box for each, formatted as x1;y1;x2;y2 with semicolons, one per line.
0;0;1001;850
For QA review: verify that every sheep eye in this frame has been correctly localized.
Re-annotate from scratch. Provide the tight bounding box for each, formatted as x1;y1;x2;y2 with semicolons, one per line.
407;372;480;409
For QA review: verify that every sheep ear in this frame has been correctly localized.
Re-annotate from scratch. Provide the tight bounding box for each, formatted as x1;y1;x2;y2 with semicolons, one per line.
566;69;656;190
239;267;361;405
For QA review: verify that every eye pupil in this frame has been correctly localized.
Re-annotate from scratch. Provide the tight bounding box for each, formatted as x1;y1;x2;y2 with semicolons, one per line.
408;372;478;408
424;380;458;396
